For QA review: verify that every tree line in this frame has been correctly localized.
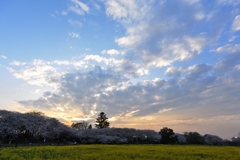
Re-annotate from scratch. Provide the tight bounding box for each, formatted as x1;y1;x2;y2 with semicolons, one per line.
0;110;239;146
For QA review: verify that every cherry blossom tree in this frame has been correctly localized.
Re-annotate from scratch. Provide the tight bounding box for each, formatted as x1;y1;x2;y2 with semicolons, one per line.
204;134;223;145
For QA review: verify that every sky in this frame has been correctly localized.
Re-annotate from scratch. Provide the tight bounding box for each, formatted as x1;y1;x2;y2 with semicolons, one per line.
0;0;240;138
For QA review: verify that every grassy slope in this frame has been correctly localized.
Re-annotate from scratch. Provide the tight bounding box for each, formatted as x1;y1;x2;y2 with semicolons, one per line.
0;145;240;160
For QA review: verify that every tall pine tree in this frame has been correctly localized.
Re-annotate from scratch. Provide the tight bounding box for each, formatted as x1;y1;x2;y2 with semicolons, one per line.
95;112;110;129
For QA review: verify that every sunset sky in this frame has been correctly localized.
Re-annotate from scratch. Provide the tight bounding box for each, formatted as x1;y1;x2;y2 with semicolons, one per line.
1;0;240;138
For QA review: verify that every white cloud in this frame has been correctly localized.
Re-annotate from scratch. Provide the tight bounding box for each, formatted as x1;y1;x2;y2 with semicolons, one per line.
72;0;89;12
105;0;152;23
62;10;68;15
136;68;149;76
105;0;130;20
50;14;56;18
115;35;141;47
91;2;101;10
83;55;108;63
68;19;82;27
215;45;240;72
68;32;80;38
228;36;238;42
69;0;89;15
8;59;62;87
185;36;206;53
105;0;240;73
141;35;206;68
1;55;7;59
216;44;240;53
7;55;146;87
165;64;213;83
10;61;26;66
83;54;123;66
9;66;61;86
159;108;173;113
218;0;240;6
234;64;240;70
107;1;213;69
34;89;41;94
31;59;49;66
52;60;70;65
195;12;205;20
165;66;185;77
101;49;125;55
232;15;240;31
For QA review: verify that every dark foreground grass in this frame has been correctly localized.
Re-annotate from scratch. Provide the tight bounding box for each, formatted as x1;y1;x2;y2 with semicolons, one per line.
0;145;240;160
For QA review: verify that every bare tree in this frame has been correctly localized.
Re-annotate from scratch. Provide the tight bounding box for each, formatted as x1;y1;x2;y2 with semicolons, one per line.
71;121;90;130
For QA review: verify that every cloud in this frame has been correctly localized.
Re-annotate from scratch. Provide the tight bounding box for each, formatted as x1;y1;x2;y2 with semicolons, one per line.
217;0;240;6
106;0;239;70
19;66;126;119
52;60;70;65
9;66;60;86
159;108;174;113
68;19;82;27
83;54;121;66
105;0;129;20
105;0;152;23
17;56;240;125
101;49;125;55
232;15;240;31
215;44;240;72
1;55;7;59
165;66;185;77
10;61;27;66
62;10;68;15
68;32;80;38
7;54;148;88
216;44;240;53
8;59;62;87
115;34;141;47
69;0;89;15
91;1;101;11
194;12;205;20
108;0;209;67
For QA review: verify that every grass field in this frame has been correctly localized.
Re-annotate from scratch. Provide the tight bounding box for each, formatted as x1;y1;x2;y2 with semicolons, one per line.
0;145;240;160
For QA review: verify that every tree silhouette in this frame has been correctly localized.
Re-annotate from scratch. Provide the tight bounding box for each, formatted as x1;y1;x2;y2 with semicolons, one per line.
71;121;90;130
184;132;205;144
95;112;110;129
159;127;177;144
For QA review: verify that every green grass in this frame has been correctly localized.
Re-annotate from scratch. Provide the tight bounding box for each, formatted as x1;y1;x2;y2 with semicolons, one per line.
0;145;240;160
